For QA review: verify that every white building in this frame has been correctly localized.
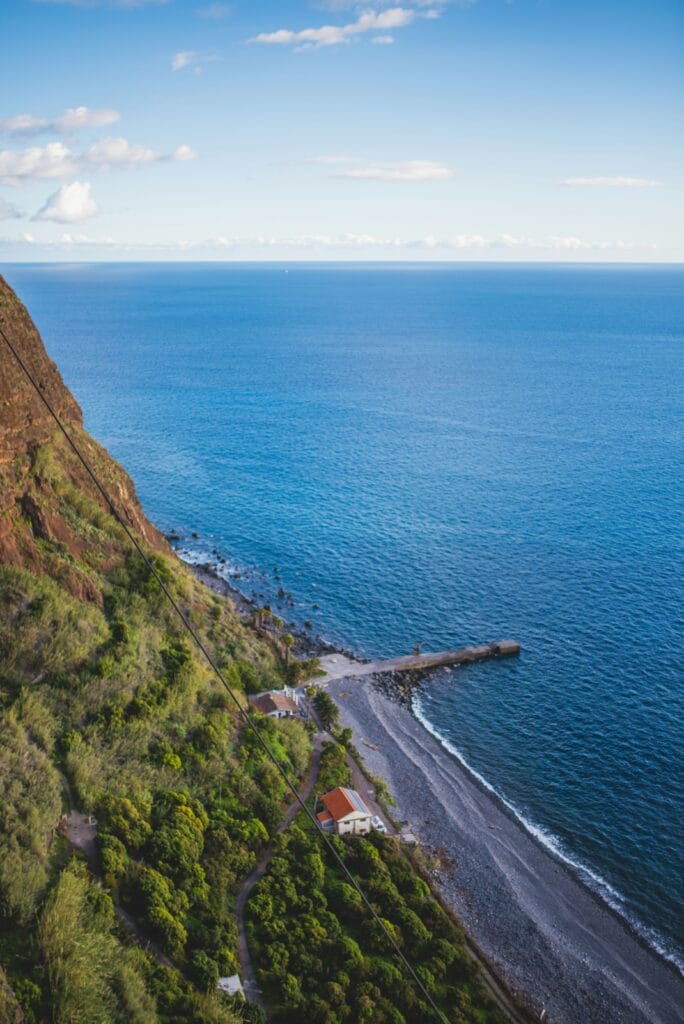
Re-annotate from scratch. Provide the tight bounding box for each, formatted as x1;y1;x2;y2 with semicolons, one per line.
317;787;372;836
248;686;300;719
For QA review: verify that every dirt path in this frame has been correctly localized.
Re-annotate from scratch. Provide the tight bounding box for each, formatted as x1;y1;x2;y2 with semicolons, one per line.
61;777;178;971
65;809;99;872
235;731;327;1011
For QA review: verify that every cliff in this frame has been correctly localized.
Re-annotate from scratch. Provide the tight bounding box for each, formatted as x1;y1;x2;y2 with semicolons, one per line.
0;275;166;602
0;276;286;1024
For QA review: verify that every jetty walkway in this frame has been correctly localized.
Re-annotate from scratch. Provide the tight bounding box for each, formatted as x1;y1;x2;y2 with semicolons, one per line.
318;640;520;682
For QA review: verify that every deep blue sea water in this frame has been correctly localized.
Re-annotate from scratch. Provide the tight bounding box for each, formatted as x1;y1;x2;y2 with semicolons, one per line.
4;262;683;966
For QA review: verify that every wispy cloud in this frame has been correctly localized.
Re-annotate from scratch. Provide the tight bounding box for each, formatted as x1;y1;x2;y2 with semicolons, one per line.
0;107;121;138
84;137;198;167
56;107;122;134
0;138;196;184
307;154;358;164
9;231;115;246
0;199;22;221
196;2;232;19
34;0;172;7
171;51;220;72
84;137;159;168
58;232;116;244
34;182;99;223
251;7;417;49
560;176;662;189
0;230;648;259
336;159;454;181
311;1;468;10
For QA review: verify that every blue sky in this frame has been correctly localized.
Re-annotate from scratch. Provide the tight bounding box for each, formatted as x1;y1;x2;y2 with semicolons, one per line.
1;0;682;261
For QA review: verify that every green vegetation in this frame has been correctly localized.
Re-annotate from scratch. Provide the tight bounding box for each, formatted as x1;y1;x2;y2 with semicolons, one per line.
0;438;312;1022
0;430;509;1024
311;688;340;731
247;825;507;1024
315;739;352;795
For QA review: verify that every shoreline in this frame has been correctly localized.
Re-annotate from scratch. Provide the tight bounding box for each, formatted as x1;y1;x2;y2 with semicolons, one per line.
326;676;684;1024
184;552;683;1024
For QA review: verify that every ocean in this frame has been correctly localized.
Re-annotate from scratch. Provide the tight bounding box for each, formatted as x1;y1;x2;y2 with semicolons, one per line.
4;261;683;967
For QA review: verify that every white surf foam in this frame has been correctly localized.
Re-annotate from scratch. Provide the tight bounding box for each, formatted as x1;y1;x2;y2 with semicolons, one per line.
412;693;684;975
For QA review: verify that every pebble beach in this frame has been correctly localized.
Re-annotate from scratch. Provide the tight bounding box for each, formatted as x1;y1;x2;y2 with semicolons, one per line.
327;676;684;1024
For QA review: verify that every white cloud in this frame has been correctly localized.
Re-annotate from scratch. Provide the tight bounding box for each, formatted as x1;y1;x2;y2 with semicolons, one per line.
84;137;197;167
84;137;159;168
0;199;23;220
0;135;196;184
251;7;416;48
54;107;121;133
336;159;454;181
34;181;99;223
1;229;651;261
0;107;120;137
197;2;232;18
311;0;461;10
491;233;637;251
0;114;50;137
0;142;79;185
372;34;395;43
173;144;199;161
560;176;662;189
171;50;220;72
34;0;172;7
172;51;196;70
59;231;116;244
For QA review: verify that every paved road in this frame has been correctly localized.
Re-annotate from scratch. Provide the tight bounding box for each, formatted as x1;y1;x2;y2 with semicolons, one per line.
234;732;327;1011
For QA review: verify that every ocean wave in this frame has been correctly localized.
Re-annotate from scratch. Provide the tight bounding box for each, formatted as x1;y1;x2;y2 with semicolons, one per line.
411;694;684;976
176;545;242;580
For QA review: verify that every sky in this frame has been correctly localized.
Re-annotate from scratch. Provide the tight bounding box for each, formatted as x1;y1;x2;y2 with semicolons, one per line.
0;0;682;262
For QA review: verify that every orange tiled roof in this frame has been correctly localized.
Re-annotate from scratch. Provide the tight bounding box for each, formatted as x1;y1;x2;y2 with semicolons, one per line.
317;810;333;824
321;787;370;821
249;691;299;715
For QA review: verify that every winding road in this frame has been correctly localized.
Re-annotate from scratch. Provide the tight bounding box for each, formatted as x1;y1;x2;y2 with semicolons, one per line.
234;731;327;1010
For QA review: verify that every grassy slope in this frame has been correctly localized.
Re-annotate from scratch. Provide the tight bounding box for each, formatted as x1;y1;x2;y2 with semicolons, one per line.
0;432;309;1024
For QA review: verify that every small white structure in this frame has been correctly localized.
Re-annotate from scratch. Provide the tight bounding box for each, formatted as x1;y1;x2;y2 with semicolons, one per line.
317;787;372;836
218;975;244;997
249;686;300;719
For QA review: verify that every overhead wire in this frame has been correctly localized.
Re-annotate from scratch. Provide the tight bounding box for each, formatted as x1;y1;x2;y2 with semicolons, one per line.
0;322;449;1024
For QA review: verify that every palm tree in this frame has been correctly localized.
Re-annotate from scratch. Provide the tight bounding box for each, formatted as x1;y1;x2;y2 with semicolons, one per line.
282;632;295;664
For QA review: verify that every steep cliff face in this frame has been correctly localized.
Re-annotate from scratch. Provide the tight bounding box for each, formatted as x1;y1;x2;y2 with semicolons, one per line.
0;275;167;601
0;278;83;461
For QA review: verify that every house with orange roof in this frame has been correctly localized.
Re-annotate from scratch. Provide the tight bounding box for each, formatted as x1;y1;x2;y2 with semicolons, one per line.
248;688;300;719
316;786;372;836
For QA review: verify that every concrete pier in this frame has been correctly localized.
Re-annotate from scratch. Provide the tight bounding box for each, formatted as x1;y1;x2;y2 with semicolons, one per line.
319;640;520;682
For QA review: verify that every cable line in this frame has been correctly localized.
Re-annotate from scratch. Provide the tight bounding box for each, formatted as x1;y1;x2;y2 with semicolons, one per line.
1;323;449;1024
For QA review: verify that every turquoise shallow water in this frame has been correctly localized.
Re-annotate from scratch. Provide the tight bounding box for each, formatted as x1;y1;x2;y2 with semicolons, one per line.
4;261;683;964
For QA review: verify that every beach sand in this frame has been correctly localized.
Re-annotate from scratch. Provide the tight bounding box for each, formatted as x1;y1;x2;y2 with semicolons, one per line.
327;676;684;1024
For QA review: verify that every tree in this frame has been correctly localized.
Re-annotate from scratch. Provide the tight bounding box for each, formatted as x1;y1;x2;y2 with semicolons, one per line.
190;950;219;992
312;690;339;732
281;632;295;664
